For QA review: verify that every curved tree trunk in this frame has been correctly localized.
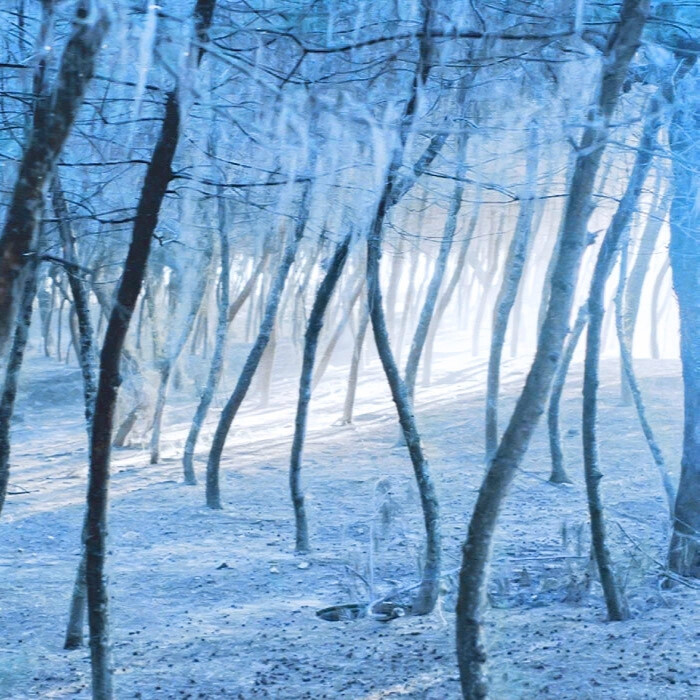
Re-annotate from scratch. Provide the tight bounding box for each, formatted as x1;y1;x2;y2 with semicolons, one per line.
547;303;588;484
456;4;649;693
290;233;352;552
615;238;676;515
581;96;659;623
206;182;312;509
485;128;538;459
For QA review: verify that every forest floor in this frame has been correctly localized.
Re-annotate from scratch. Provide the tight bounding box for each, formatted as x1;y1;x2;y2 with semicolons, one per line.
1;342;698;699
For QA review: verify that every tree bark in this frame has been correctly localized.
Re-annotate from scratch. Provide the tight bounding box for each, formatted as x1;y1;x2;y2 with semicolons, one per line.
290;233;352;552
456;3;649;694
0;2;109;352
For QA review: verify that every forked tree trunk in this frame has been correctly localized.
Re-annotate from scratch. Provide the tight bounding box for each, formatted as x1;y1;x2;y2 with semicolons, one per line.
206;183;312;509
581;98;660;627
547;304;588;484
183;193;230;484
485;128;538;459
290;233;352;552
456;4;649;694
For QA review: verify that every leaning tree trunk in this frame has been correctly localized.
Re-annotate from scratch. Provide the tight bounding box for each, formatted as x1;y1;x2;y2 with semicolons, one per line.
0;253;40;517
290;233;352;552
85;3;215;692
0;3;109;352
581;95;660;623
86;89;181;700
619;180;669;402
52;175;98;650
615;237;676;515
484;128;538;460
456;3;649;694
547;303;588;484
649;257;669;359
667;66;700;578
206;182;312;509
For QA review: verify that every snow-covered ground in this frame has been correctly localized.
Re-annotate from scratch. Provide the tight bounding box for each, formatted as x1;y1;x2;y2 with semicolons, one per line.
1;345;697;698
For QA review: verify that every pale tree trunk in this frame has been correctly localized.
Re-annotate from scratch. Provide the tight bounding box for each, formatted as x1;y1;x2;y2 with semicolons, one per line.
456;4;649;694
341;298;369;425
615;236;676;515
667;65;700;578
649;257;669;359
619;179;669;401
471;219;502;357
547;304;587;484
290;233;352;552
581;95;660;622
206;182;312;509
485;128;538;459
421;200;479;386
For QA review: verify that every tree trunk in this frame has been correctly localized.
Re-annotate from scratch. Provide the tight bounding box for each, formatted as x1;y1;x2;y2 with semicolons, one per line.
619;180;669;401
456;3;649;693
581;96;660;623
341;300;370;425
615;237;676;515
667;67;700;578
0;253;39;517
0;3;109;352
649;257;669;359
206;182;312;509
548;304;587;484
290;233;352;552
485;128;538;459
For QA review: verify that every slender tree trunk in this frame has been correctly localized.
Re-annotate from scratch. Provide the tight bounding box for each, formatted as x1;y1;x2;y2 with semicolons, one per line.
649;258;669;359
485;129;538;459
342;300;369;425
615;237;676;515
548;304;587;484
183;192;231;485
456;4;649;693
421;201;479;386
290;233;352;552
619;181;668;401
581;96;659;623
206;182;312;509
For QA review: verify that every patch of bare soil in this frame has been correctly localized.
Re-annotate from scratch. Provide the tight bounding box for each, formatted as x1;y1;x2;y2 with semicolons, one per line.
1;355;697;699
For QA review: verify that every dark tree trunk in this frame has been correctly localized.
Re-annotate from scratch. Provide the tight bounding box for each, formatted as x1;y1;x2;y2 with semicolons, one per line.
290;233;352;552
0;253;39;517
456;3;649;694
0;4;109;351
